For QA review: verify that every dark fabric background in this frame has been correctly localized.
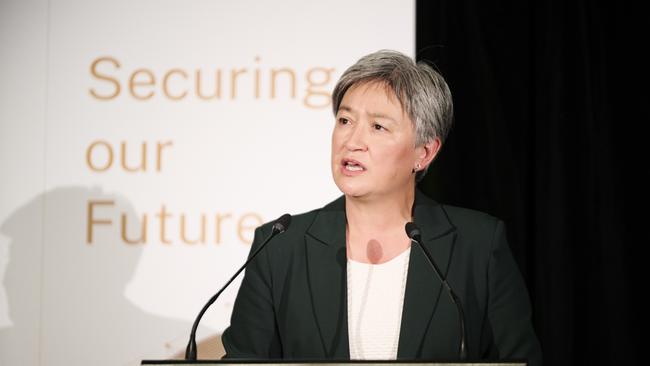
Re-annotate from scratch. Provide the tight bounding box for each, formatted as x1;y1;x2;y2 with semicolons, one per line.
416;1;644;365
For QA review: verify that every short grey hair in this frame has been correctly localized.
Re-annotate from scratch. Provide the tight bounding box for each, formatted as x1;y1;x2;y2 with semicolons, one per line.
332;50;454;180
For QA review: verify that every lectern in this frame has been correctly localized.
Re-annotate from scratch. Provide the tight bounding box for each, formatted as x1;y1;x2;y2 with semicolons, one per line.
141;360;527;366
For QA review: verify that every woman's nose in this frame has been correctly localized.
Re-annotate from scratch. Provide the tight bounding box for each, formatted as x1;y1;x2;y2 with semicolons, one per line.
344;123;368;151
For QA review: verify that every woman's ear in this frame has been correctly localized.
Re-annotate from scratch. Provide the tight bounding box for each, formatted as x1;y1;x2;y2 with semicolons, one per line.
415;137;442;172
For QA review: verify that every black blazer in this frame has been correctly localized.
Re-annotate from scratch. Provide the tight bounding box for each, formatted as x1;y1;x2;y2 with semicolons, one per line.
222;191;542;365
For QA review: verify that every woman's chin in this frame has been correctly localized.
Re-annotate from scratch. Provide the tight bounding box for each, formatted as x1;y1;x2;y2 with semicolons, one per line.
337;184;372;199
334;181;365;198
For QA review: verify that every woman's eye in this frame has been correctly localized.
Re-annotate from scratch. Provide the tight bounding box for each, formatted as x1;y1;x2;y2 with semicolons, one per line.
373;123;385;131
338;118;350;125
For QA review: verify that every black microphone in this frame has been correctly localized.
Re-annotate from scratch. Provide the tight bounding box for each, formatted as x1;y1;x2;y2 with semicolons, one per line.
185;213;292;360
405;222;467;361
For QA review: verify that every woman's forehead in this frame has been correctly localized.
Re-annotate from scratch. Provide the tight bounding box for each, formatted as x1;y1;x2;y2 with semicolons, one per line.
339;81;409;122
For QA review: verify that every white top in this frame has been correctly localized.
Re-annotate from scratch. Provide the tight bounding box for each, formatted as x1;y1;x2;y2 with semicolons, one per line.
347;247;411;360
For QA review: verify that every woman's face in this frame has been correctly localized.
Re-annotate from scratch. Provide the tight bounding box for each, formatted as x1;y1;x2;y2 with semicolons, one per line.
331;81;424;200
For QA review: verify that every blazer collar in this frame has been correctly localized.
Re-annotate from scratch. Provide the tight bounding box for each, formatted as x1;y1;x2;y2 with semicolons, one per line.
398;191;458;358
304;190;457;359
305;194;346;248
304;195;348;358
306;190;454;246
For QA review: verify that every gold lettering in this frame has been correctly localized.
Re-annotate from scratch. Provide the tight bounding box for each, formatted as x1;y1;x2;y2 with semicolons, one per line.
87;200;114;244
162;68;188;100
270;68;296;99
156;141;173;172
230;68;247;99
86;140;114;172
214;213;232;244
156;205;172;244
89;57;121;100
84;204;265;246
129;69;155;100
195;69;221;100
121;213;147;244
237;213;263;245
254;56;261;99
304;67;334;109
180;214;207;244
87;55;335;107
120;141;147;172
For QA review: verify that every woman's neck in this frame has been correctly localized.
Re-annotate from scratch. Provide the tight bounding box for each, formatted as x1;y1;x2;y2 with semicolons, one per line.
344;187;415;263
345;192;414;232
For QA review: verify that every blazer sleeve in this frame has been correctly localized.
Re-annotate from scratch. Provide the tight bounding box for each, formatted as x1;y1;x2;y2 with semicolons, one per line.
221;225;282;359
484;220;543;366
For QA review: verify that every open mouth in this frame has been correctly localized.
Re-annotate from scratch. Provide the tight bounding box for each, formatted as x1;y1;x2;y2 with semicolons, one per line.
342;158;366;172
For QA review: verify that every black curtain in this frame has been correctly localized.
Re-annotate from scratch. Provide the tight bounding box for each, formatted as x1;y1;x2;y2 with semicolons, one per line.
416;1;643;365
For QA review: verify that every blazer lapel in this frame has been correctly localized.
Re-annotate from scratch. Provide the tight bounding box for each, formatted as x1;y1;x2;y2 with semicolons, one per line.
305;196;350;359
304;191;456;360
397;191;457;359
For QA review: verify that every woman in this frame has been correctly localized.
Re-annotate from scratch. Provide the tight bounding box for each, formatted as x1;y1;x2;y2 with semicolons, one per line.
221;50;542;365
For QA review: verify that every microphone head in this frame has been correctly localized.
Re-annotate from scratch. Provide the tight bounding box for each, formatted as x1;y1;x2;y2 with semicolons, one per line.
405;222;421;241
272;213;292;233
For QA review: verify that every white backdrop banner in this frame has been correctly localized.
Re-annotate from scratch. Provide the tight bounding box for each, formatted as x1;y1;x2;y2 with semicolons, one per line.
0;0;415;364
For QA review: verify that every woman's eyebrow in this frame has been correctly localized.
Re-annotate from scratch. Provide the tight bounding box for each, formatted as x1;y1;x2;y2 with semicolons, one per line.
369;112;397;122
339;105;398;123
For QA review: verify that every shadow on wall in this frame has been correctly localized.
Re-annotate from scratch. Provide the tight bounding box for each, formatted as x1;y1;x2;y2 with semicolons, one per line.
0;186;223;365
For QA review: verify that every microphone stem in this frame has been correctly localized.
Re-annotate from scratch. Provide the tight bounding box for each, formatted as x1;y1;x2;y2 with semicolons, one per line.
412;238;468;361
185;226;280;360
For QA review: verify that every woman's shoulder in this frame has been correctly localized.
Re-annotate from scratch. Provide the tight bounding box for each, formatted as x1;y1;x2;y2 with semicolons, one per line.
420;202;505;262
440;204;501;230
439;204;503;253
415;190;502;236
255;195;345;242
